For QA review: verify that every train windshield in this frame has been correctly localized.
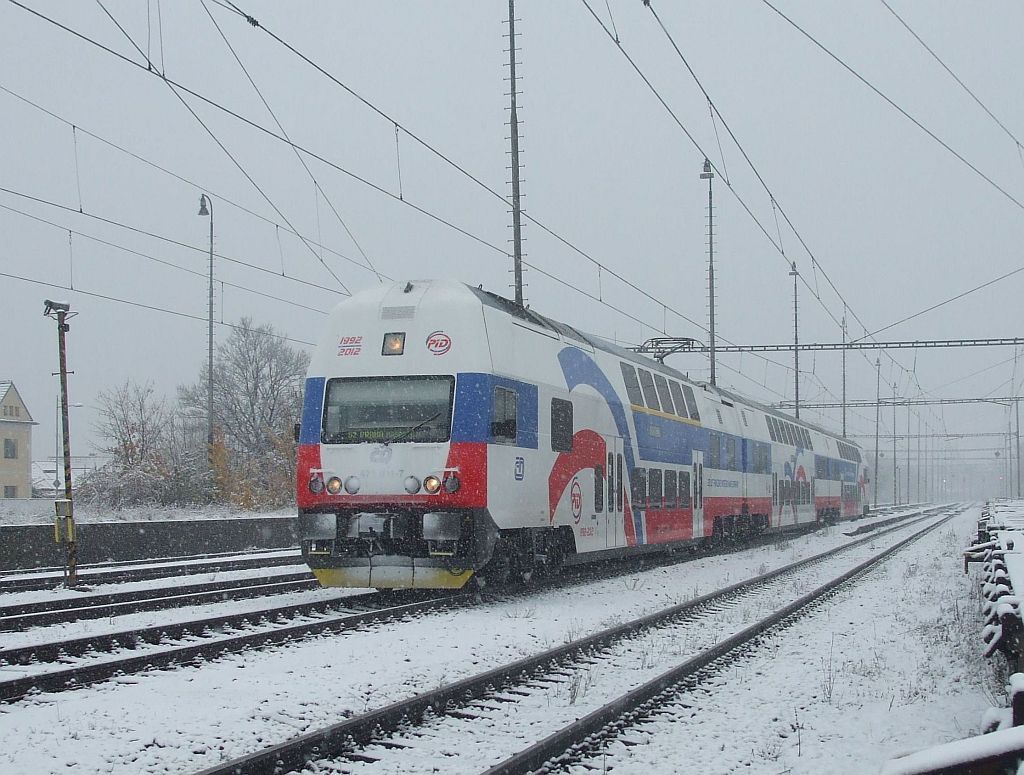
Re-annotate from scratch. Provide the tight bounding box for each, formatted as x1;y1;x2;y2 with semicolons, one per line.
322;375;455;444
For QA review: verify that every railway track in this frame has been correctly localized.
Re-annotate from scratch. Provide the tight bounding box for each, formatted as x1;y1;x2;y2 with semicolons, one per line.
0;589;465;702
191;504;961;775
0;548;304;592
0;571;317;631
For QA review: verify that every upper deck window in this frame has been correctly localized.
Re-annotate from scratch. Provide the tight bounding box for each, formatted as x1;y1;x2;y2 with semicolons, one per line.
322;375;454;444
620;363;644;406
637;369;661;412
653;373;676;415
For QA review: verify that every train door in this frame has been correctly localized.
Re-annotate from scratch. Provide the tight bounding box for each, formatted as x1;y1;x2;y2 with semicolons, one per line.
604;437;624;547
692;450;704;538
772;472;779;525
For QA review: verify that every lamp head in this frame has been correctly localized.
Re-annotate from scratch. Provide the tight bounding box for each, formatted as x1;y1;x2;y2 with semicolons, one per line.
198;195;210;216
44;299;70;315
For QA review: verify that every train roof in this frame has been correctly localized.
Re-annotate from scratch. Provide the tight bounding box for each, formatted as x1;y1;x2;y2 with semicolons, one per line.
465;282;860;450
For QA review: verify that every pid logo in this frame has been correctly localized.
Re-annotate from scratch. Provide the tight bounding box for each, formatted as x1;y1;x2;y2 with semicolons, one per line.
426;330;451;355
570;478;582;523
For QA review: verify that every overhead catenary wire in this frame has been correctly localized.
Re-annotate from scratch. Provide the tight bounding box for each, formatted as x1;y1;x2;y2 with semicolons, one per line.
198;0;382;283
637;1;923;386
878;0;1024;157
0;268;316;347
0;185;342;297
209;0;780;367
94;0;353;295
10;0;799;389
0;83;387;282
0;198;329;316
761;0;1024;213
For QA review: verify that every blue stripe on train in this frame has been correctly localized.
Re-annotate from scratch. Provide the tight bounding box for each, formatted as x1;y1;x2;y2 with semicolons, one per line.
451;373;538;449
300;377;326;445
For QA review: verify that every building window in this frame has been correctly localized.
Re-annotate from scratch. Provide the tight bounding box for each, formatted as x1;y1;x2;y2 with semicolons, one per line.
551;398;574;452
3;438;16;459
491;386;518;443
3;485;15;498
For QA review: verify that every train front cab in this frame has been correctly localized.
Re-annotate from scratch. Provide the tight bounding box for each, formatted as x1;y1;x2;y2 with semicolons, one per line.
297;369;508;590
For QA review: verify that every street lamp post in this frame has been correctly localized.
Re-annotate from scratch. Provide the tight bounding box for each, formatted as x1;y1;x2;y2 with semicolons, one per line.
873;357;880;509
699;158;716;386
198;195;214;481
790;262;799;418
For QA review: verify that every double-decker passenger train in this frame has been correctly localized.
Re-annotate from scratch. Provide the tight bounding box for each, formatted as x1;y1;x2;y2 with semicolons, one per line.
296;279;869;589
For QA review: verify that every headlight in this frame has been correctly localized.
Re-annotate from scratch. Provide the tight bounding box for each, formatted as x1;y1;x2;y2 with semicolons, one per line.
308;475;325;494
344;475;361;495
443;474;460;493
404;475;421;494
423;475;442;494
326;476;343;495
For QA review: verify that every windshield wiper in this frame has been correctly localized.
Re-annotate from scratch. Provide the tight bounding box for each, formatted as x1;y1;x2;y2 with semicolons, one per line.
384;411;444;446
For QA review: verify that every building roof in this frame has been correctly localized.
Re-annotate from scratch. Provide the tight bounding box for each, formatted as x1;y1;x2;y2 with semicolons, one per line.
0;380;37;424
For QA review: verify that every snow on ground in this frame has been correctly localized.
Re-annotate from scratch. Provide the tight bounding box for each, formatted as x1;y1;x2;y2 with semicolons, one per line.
576;506;995;775
0;506;991;774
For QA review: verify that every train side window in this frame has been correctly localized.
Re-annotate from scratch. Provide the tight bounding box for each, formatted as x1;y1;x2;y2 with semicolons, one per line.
616;455;624;512
491;386;517;443
631;468;647;509
678;470;691;507
551;398;574;452
664;469;678;508
595;465;604;512
653;374;675;415
620;363;644;406
709;434;721;468
681;384;701;421
648;469;663;510
669;381;689;419
637;369;661;411
726;437;737;471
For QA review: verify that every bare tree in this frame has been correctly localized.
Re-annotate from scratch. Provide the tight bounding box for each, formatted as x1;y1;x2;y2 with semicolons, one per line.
179;318;308;506
94;381;168;468
82;381;209;506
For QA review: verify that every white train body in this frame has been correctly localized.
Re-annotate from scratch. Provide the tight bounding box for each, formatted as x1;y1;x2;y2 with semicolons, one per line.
296;280;868;589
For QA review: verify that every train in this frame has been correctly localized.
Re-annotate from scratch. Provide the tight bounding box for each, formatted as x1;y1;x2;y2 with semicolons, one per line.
296;279;869;589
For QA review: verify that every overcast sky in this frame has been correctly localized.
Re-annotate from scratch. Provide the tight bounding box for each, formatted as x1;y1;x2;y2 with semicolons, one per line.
2;1;1022;493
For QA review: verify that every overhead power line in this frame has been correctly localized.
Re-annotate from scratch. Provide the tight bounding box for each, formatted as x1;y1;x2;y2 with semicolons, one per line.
11;0;805;394
0;198;328;316
0;82;389;282
761;0;1024;213
878;0;1024;156
0;268;316;347
94;0;351;295
0;185;339;297
198;0;381;283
